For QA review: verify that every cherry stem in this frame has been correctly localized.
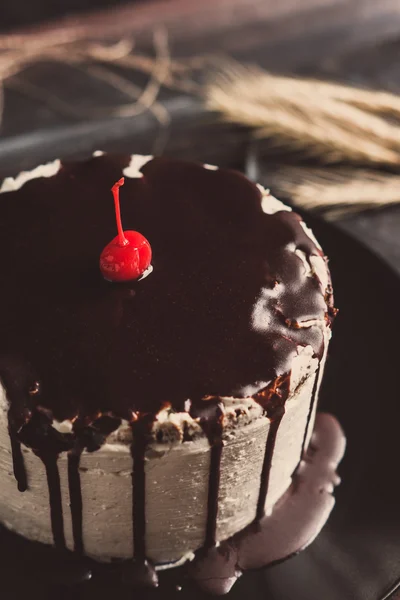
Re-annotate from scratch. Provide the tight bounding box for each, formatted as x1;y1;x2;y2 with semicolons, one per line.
112;177;129;247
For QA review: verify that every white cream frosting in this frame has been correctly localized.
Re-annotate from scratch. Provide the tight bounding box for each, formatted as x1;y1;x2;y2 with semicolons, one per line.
257;183;292;215
0;159;61;194
123;155;153;179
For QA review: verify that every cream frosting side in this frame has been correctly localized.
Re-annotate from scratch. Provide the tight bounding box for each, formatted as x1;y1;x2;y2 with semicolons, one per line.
0;344;323;566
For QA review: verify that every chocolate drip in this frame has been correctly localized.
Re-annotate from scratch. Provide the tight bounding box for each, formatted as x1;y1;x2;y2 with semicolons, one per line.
131;422;147;561
128;418;158;588
8;424;27;492
205;441;223;548
66;417;123;555
39;453;66;550
15;411;74;549
0;155;336;592
0;359;39;493
190;413;345;595
189;399;224;549
255;375;291;520
256;413;284;520
300;366;321;461
68;449;84;554
0;156;331;427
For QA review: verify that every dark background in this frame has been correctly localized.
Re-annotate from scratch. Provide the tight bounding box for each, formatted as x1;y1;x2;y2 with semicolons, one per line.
0;0;132;31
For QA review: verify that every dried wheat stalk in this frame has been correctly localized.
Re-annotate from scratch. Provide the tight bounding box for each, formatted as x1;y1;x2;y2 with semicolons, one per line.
266;166;400;219
205;60;400;166
204;58;400;216
2;30;400;217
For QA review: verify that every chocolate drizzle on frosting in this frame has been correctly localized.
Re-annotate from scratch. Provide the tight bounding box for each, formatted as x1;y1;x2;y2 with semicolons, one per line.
131;421;148;563
8;428;28;493
68;448;84;555
40;453;66;550
189;399;225;549
254;374;291;520
205;440;224;548
0;155;336;589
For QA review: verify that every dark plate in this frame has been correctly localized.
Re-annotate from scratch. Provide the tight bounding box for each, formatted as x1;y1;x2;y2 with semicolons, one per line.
1;194;399;600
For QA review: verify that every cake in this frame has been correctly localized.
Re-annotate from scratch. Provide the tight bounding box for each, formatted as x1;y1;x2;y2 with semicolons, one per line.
0;154;339;591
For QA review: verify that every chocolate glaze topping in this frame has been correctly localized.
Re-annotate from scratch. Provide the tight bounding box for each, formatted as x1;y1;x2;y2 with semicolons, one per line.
68;448;84;554
0;155;336;589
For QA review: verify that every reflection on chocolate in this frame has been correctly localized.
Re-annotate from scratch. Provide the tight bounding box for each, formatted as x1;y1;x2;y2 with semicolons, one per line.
68;448;84;555
0;155;336;590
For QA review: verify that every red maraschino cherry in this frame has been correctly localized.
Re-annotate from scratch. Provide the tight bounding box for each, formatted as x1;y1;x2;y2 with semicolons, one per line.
100;177;152;282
